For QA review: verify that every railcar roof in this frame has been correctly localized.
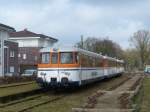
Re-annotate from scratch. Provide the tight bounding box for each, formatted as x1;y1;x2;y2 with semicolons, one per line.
40;47;124;63
40;47;78;52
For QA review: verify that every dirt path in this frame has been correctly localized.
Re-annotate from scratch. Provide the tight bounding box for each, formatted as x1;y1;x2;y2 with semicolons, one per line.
73;75;143;112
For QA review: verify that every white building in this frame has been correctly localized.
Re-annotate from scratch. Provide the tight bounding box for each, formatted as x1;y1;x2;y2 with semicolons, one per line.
0;23;16;76
9;29;57;47
9;29;58;74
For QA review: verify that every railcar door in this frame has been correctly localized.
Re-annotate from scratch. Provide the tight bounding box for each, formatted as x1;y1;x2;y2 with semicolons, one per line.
51;51;60;84
103;59;108;77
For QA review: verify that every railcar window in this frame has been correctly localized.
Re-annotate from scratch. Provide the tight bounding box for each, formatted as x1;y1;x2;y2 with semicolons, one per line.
108;60;116;67
41;53;50;64
60;52;73;64
52;53;58;64
80;54;102;67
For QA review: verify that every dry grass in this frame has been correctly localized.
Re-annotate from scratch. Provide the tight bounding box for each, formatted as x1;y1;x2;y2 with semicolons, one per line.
137;76;150;112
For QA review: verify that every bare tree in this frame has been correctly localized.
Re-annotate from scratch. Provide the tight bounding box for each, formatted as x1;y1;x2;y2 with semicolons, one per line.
76;37;123;59
130;30;150;69
123;49;140;71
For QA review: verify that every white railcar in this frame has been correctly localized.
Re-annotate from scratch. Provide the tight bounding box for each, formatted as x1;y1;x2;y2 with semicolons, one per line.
36;47;124;87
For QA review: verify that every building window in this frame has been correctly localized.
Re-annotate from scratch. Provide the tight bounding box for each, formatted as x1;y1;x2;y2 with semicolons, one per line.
10;66;14;73
10;51;15;57
18;67;20;72
35;56;38;61
23;54;27;60
18;53;21;58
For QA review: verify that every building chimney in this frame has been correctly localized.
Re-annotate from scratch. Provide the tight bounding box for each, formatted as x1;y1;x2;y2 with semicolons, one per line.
24;28;28;31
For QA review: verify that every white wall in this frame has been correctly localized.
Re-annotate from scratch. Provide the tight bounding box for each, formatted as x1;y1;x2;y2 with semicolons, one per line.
0;30;9;76
10;37;56;48
0;30;9;40
15;39;39;47
38;38;54;47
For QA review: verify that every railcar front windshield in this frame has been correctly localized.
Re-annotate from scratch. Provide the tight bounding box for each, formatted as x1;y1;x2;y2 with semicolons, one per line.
41;53;50;64
52;53;58;64
60;52;73;64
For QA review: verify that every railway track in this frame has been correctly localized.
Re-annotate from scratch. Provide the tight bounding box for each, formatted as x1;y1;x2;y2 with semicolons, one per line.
0;87;50;104
0;81;40;102
0;94;43;108
0;88;63;108
17;95;66;112
0;81;35;89
0;90;67;112
109;75;131;90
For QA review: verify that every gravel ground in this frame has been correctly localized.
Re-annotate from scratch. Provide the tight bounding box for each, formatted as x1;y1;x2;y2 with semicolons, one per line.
73;74;143;112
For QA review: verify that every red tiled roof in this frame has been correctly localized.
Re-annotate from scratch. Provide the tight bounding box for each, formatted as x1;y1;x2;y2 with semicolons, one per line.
9;29;58;42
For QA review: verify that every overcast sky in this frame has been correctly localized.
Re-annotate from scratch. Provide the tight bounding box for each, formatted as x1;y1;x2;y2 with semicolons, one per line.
0;0;149;49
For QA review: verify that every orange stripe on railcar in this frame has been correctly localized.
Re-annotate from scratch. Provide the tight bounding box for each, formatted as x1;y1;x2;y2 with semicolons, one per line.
38;63;80;68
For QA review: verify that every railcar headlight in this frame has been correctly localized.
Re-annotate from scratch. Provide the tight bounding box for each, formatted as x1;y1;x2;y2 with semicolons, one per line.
61;72;71;76
40;72;46;76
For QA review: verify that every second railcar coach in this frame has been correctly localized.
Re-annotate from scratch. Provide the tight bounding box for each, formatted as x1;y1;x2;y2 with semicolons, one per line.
36;47;124;87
